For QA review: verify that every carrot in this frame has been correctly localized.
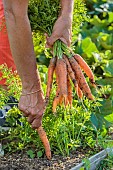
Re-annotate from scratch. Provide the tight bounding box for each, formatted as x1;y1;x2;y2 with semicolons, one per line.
53;72;61;112
52;96;58;113
55;69;63;106
77;84;83;99
37;126;51;160
52;68;64;113
63;55;77;88
73;54;96;87
52;95;63;113
55;68;60;97
55;58;68;105
46;57;57;103
55;86;64;106
67;75;73;107
69;57;94;100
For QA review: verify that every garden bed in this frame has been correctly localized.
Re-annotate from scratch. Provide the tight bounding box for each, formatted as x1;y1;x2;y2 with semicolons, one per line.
0;150;86;170
0;148;113;170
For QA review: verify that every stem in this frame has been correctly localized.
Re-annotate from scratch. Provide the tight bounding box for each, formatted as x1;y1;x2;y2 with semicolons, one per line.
53;40;63;59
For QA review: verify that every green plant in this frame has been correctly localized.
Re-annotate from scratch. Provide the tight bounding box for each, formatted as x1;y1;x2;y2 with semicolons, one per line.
0;0;113;159
28;0;89;66
96;152;113;170
28;0;88;35
0;64;113;158
83;158;91;170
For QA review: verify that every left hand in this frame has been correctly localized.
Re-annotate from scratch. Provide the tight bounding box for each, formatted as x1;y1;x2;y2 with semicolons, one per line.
18;88;46;129
46;15;72;47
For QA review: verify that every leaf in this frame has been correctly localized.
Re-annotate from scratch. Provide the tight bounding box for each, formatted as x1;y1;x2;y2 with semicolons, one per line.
38;53;50;67
99;99;113;116
105;113;113;123
37;150;43;158
81;37;98;57
92;52;102;62
97;77;113;87
90;113;99;129
108;12;113;23
104;60;113;77
91;98;113;130
27;150;35;159
90;15;108;28
80;167;85;170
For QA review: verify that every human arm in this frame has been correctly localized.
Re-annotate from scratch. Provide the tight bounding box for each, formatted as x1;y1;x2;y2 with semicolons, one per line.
3;0;45;129
46;0;74;47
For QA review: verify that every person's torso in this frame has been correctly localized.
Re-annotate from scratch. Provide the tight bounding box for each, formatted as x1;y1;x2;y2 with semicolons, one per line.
0;0;4;19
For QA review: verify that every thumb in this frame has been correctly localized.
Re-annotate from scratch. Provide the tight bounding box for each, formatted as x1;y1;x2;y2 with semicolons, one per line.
46;32;58;47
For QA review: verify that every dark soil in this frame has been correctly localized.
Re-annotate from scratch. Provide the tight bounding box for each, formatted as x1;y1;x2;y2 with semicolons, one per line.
0;150;86;170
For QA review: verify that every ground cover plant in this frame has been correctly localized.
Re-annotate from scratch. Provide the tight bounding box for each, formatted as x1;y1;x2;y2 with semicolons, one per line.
0;63;113;159
0;0;113;168
96;152;113;170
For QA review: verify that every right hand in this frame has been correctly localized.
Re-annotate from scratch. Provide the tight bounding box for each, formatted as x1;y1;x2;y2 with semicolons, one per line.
46;15;72;48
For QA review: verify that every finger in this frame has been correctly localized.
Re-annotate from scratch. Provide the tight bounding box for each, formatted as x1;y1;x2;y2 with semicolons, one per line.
45;33;52;48
45;42;51;48
27;115;35;124
59;37;68;46
23;112;30;117
27;106;45;124
44;33;49;41
60;34;71;47
46;32;59;47
44;33;48;37
18;104;30;117
31;116;42;129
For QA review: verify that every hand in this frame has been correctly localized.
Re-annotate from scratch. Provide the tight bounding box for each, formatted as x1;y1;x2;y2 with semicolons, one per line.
46;15;72;47
18;89;45;129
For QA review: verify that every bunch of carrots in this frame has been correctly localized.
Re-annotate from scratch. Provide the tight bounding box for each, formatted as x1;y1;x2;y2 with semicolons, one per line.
37;40;96;160
46;40;96;112
29;0;89;160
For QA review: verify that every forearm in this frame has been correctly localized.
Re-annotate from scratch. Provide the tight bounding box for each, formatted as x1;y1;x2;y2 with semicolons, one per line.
4;10;40;92
60;0;74;18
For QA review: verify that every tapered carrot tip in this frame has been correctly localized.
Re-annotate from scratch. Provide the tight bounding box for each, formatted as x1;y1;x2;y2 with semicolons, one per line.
89;79;97;88
52;96;61;113
88;94;94;100
37;126;51;160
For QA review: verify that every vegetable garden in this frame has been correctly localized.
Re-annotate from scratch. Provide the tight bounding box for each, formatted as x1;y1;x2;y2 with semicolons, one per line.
0;0;113;169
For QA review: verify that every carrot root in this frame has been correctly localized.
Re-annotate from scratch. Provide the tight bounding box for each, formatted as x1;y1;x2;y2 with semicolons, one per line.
46;57;57;103
74;54;96;88
37;126;51;160
69;57;94;100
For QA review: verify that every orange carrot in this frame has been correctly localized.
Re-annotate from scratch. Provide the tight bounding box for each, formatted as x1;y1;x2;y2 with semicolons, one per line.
55;69;63;106
55;68;60;97
37;126;51;160
74;54;96;87
52;68;64;112
52;95;63;113
46;57;57;102
69;57;94;100
63;55;77;88
55;58;68;104
77;84;83;99
67;75;73;107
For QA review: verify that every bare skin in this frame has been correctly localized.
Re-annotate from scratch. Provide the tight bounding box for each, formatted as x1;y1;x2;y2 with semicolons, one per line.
3;0;74;129
46;0;74;47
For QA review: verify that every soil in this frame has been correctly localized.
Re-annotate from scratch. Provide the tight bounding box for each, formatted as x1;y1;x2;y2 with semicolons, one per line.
0;150;86;170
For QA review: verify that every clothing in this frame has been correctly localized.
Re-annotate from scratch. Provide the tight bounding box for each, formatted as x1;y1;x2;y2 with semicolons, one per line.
0;0;16;85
